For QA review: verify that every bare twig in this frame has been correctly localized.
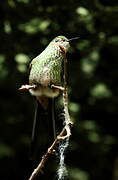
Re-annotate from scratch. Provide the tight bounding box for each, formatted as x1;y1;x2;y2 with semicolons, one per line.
28;127;67;180
62;53;73;139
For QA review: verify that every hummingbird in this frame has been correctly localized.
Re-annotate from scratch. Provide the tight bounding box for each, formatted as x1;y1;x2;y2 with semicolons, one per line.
28;35;78;158
29;36;70;107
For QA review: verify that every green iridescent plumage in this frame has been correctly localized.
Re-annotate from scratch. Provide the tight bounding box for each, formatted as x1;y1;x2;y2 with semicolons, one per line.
29;36;70;98
29;44;62;86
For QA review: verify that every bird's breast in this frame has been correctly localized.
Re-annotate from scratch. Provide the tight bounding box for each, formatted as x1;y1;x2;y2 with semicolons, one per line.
29;86;60;98
39;66;51;86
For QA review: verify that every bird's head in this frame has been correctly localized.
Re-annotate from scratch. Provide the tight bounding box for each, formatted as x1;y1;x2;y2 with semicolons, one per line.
50;35;79;53
51;36;70;53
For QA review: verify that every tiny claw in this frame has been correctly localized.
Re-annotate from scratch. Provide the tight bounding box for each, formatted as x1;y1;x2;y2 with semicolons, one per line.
19;84;37;91
51;84;64;91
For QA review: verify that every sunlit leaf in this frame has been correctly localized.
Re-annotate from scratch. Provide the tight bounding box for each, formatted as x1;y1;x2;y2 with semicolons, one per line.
99;32;106;40
8;0;16;8
82;120;97;130
70;168;89;180
81;58;94;73
17;64;27;72
0;55;8;79
0;54;5;63
90;83;112;98
0;143;14;159
81;50;99;74
15;53;30;64
4;21;12;34
17;0;29;3
88;132;100;143
19;18;50;34
69;102;80;113
76;7;89;16
90;51;99;61
108;36;118;44
77;40;90;50
39;20;50;31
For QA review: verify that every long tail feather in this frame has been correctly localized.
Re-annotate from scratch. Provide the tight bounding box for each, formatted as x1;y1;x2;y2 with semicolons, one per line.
30;98;56;160
51;98;56;139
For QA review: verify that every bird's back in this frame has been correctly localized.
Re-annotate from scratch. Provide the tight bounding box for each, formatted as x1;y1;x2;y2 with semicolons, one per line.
29;44;64;87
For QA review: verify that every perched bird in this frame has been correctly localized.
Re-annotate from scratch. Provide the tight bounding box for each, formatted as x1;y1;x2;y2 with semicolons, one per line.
29;36;70;108
28;35;77;158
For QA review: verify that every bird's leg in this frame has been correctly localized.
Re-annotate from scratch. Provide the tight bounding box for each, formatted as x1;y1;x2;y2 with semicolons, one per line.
19;84;37;91
51;84;73;139
51;84;64;91
57;89;73;140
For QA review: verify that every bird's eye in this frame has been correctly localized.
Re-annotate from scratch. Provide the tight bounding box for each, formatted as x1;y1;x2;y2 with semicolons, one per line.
55;39;59;42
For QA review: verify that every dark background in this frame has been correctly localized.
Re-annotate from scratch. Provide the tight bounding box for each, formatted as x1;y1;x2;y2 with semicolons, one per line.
0;0;118;180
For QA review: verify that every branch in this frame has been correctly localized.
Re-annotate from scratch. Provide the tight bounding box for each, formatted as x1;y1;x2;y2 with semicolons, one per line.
28;127;68;180
62;53;73;139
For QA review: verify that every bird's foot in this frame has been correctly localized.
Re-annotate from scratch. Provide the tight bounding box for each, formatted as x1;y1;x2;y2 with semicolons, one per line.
51;84;64;91
19;84;37;91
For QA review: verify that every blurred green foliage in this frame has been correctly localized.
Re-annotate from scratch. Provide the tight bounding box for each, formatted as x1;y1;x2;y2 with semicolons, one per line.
0;0;118;180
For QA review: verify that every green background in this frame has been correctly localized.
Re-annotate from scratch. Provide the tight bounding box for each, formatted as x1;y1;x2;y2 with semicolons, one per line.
0;0;118;179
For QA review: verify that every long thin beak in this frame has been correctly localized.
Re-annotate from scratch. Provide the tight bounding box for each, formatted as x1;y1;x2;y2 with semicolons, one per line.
68;37;79;41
